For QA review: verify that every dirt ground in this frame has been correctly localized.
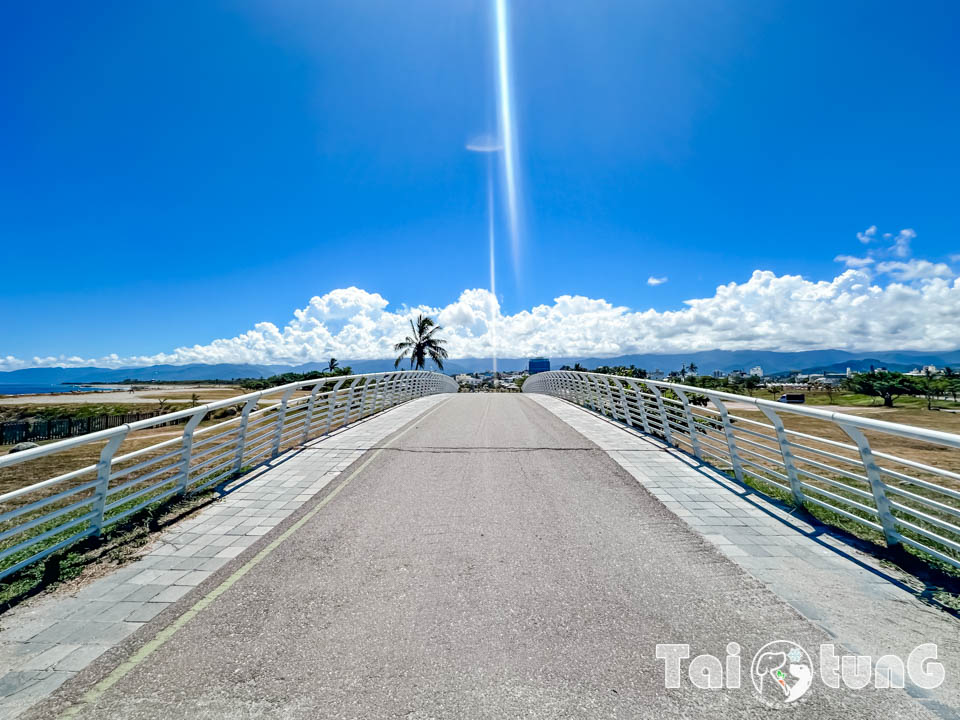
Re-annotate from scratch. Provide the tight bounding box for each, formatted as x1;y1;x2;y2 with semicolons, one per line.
0;385;245;406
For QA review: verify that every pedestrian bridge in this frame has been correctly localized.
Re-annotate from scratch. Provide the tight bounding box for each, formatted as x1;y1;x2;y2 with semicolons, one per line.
0;371;958;718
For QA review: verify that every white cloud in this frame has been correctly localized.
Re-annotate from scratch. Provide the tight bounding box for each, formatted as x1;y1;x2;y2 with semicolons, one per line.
949;253;960;263
890;228;916;258
875;259;953;281
834;255;874;268
857;225;877;244
647;276;668;286
3;264;960;373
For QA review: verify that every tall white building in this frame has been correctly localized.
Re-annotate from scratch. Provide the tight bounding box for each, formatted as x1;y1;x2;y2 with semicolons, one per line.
748;366;764;377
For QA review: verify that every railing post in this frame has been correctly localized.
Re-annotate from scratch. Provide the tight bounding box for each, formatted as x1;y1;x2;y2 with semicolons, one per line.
758;406;805;507
626;380;652;434
711;396;745;483
234;396;259;472
647;385;675;447
592;375;606;414
674;388;702;460
615;378;634;428
582;373;596;409
302;382;324;445
344;377;360;424
325;378;347;436
363;377;376;417
91;429;129;536
387;373;399;406
838;423;900;548
177;409;207;495
270;387;296;459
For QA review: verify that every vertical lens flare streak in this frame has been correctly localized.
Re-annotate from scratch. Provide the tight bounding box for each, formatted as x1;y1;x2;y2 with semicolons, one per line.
487;153;498;379
495;0;521;276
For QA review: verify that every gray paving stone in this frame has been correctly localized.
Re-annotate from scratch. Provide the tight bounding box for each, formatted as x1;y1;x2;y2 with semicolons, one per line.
0;669;72;705
20;644;80;671
125;603;169;623
63;621;142;646
175;571;213;587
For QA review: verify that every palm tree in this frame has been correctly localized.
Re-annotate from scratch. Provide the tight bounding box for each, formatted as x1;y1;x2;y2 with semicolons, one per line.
327;358;339;373
394;315;449;370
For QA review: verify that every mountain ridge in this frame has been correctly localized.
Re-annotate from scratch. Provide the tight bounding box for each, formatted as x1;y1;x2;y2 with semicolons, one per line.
2;349;959;383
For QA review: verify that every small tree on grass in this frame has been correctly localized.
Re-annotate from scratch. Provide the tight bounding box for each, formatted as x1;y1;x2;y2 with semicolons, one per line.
843;371;913;408
917;369;947;411
743;376;761;397
766;384;784;400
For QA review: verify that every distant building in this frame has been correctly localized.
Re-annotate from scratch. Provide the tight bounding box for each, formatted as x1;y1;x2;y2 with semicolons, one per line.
649;369;665;380
749;366;764;377
712;370;726;379
528;357;551;375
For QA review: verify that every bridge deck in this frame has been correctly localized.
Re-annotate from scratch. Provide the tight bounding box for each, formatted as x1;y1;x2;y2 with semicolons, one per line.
7;394;958;718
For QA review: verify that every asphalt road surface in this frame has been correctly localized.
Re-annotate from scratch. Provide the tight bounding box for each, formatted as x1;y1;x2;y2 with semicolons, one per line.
35;394;942;719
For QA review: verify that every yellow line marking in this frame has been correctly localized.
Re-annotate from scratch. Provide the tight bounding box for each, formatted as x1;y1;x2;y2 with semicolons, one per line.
59;397;449;718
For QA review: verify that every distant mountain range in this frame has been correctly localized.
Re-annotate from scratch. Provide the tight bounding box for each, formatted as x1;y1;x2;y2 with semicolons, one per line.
2;349;959;384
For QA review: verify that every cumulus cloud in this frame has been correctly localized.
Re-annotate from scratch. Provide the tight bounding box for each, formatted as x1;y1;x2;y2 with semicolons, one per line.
3;225;957;372
2;265;959;373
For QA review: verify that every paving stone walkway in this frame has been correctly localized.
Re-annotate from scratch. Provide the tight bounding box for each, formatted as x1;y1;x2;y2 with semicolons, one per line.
529;393;960;715
0;394;449;720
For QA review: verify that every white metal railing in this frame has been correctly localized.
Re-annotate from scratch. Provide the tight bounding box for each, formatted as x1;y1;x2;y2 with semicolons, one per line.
0;371;456;581
523;371;960;570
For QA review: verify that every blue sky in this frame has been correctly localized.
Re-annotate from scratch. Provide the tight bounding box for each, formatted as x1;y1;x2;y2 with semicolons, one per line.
2;1;959;367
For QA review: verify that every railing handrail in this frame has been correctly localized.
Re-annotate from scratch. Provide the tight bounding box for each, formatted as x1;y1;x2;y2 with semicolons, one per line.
563;371;960;448
524;369;960;570
0;371;443;470
0;369;456;581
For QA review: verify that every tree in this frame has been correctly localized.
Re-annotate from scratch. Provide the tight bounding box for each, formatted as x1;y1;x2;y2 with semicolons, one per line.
688;362;698;377
743;376;762;397
818;381;837;404
394;315;449;370
844;371;913;408
766;384;784;400
327;358;339;373
190;393;200;407
917;369;947;411
948;377;960;404
572;363;586;372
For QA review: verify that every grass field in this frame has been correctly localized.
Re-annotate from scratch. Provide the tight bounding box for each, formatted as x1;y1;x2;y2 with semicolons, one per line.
747;388;960;411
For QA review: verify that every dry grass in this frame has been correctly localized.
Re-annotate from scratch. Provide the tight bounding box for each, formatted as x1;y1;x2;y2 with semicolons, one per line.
733;407;960;483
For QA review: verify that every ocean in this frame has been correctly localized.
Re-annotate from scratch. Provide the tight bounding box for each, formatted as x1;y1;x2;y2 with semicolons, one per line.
0;384;115;397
